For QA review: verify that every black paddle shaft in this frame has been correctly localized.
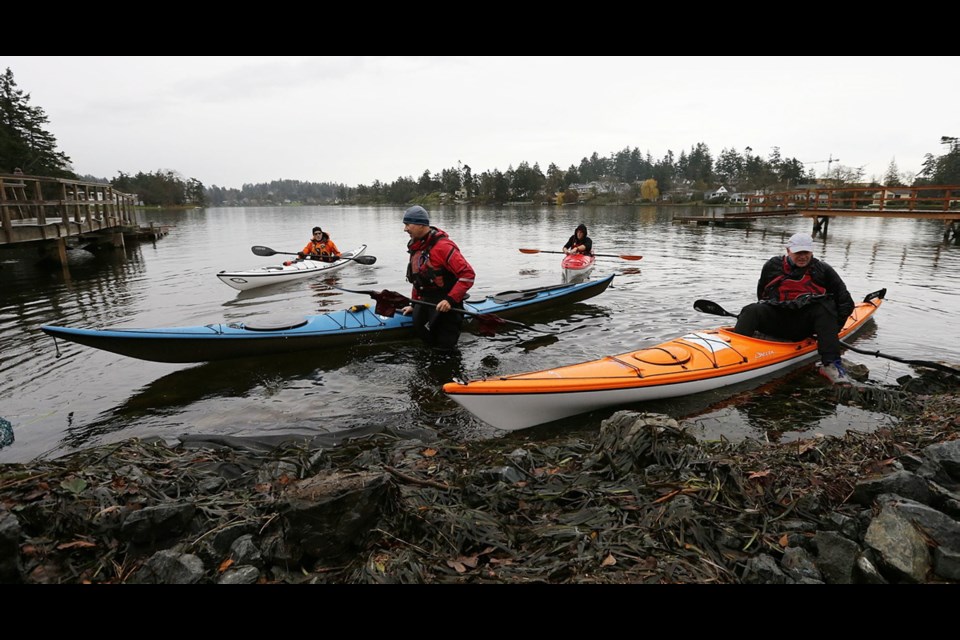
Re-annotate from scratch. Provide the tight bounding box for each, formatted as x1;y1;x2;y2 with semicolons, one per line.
250;245;376;265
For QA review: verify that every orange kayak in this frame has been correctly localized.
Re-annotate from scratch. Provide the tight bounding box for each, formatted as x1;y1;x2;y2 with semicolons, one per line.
444;289;886;431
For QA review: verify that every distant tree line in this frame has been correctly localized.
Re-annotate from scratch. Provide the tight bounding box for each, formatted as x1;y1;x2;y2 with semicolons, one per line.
210;141;960;207
3;66;959;209
205;146;811;207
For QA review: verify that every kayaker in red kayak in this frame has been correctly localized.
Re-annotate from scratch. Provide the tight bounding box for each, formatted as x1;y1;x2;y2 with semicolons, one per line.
732;232;855;384
400;206;476;351
297;226;341;263
562;223;593;256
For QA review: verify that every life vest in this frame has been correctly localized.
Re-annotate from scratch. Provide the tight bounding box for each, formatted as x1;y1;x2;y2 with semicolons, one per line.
406;228;457;295
303;232;339;261
763;256;827;302
306;236;332;255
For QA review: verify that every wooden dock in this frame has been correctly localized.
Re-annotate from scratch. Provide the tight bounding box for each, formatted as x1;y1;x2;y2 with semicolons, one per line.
801;209;960;241
1;173;149;265
673;210;800;226
673;184;960;242
125;222;173;240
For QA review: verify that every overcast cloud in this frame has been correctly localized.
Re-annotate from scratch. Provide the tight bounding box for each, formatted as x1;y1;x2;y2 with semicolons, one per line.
3;56;956;188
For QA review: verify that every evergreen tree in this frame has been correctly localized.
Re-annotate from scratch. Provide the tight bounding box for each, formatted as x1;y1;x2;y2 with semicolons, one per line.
931;137;960;185
884;159;904;187
0;67;74;177
440;166;462;195
462;164;475;198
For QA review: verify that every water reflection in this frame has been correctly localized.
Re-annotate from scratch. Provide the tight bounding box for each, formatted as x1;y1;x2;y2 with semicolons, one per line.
680;368;897;444
50;349;338;454
406;347;467;426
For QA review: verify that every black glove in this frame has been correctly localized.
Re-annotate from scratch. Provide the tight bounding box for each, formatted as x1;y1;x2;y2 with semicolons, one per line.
297;252;306;259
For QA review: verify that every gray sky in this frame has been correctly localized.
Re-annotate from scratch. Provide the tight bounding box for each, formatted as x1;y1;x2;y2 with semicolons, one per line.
4;56;957;188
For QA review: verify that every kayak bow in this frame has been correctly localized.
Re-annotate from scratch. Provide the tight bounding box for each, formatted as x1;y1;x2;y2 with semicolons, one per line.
561;253;596;283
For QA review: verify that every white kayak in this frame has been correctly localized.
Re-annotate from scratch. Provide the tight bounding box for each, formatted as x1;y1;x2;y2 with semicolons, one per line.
217;244;368;291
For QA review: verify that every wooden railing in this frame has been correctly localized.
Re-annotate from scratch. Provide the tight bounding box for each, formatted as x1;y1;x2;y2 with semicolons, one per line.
743;184;960;213
0;173;138;244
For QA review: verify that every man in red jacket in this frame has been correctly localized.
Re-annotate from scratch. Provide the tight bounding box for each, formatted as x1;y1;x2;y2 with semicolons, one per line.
400;205;476;350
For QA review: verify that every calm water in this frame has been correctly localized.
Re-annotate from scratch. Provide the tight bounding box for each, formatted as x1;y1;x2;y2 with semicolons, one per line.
1;205;957;463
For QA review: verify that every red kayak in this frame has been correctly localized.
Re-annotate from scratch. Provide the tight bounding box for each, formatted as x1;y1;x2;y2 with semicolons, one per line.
561;253;595;282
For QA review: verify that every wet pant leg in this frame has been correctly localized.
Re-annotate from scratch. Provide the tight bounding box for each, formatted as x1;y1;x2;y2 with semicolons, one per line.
734;302;812;341
411;301;464;351
804;299;842;364
733;302;782;336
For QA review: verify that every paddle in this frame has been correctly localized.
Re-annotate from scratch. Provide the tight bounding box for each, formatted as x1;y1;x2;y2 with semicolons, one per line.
519;248;643;261
328;285;554;336
692;299;739;319
251;245;377;265
692;295;960;376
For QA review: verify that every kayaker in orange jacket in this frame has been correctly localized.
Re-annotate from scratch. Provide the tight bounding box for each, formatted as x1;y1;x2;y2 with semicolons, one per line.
298;227;341;262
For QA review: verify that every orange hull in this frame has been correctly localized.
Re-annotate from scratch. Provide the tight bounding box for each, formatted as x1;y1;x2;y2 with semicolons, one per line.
444;291;885;431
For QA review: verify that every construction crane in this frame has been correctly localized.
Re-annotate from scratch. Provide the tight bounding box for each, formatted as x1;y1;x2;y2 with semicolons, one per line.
804;154;840;175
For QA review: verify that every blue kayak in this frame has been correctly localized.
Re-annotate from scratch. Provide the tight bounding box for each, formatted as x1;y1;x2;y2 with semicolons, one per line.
40;274;615;363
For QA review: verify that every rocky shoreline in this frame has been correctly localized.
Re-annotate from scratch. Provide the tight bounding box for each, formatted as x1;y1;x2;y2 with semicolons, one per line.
2;370;959;584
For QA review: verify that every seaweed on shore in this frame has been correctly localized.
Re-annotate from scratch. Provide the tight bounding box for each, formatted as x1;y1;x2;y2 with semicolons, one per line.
1;371;958;584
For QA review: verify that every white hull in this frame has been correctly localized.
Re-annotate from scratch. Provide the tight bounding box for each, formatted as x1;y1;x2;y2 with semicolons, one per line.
217;244;367;291
562;264;595;283
446;352;816;431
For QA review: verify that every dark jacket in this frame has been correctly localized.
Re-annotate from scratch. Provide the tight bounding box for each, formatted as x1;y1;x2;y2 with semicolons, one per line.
563;224;593;255
757;254;854;319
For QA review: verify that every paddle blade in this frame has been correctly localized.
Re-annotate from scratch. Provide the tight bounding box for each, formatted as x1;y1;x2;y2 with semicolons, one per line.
518;248;541;254
251;245;276;257
862;288;887;304
351;255;377;265
694;300;737;318
619;255;643;261
475;313;506;337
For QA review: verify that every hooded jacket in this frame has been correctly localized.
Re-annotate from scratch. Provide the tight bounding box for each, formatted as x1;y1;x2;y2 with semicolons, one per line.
563;224;593;255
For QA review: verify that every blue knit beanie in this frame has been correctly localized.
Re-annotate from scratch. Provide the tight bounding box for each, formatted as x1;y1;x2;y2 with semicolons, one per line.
402;205;430;226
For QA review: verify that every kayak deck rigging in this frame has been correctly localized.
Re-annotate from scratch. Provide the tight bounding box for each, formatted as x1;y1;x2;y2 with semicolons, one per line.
41;274;616;363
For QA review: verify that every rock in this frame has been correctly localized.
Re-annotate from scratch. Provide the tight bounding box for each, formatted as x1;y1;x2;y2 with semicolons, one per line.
864;505;931;583
130;550;205;584
0;506;22;583
280;470;393;564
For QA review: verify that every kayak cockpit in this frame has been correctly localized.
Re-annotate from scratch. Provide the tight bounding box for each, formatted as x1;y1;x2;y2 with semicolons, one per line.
229;316;309;331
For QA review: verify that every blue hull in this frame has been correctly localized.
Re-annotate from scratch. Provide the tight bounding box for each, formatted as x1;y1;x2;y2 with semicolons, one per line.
41;274;615;363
